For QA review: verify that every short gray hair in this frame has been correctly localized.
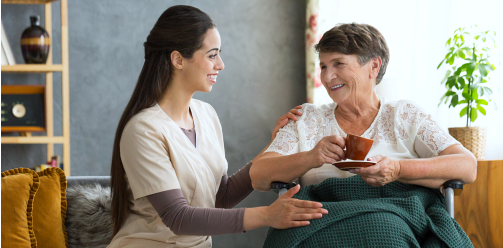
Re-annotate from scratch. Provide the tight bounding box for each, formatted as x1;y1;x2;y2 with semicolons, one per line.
314;23;390;85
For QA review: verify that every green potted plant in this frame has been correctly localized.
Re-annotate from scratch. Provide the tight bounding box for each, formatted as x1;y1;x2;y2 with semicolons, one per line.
437;26;497;159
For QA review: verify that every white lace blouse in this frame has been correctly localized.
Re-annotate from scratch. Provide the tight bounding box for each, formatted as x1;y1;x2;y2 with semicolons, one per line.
264;97;460;186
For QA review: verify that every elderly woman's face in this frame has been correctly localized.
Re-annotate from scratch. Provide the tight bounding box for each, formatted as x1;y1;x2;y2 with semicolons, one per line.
319;52;374;104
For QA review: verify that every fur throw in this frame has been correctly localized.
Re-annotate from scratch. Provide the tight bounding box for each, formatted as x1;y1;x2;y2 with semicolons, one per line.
65;184;113;248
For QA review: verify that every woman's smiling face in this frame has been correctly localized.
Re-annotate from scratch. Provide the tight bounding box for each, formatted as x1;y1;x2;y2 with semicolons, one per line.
319;52;376;105
182;28;224;93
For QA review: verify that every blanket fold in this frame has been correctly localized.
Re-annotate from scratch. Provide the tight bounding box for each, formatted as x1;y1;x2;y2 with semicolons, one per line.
264;176;472;248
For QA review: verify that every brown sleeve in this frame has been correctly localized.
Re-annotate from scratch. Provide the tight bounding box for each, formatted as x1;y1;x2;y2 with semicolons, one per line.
215;161;254;208
146;189;245;236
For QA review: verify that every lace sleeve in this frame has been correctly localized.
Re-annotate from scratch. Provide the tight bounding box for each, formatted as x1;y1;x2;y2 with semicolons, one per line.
415;116;460;157
398;101;460;157
264;120;300;156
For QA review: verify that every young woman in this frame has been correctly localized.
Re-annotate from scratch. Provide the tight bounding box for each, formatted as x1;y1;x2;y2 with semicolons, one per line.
108;5;327;248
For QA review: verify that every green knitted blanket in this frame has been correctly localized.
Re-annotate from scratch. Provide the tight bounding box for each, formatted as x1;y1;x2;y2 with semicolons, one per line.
264;176;472;248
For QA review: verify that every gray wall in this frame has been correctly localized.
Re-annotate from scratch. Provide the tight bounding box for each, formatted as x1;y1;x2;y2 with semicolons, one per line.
1;0;306;246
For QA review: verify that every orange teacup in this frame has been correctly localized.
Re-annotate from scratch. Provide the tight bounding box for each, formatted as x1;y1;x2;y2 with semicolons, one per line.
345;134;374;160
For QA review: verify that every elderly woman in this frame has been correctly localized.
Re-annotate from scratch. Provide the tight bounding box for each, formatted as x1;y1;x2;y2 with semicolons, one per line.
251;23;476;247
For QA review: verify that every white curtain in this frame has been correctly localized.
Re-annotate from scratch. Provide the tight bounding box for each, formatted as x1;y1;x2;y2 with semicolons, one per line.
306;0;503;159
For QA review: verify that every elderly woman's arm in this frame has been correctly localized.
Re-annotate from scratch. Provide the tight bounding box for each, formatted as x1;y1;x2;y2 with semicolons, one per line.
250;152;313;191
352;144;477;189
251;135;346;191
397;144;477;187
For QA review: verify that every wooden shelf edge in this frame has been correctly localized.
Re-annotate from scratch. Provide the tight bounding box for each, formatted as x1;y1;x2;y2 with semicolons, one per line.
1;0;58;4
1;64;63;73
1;136;65;144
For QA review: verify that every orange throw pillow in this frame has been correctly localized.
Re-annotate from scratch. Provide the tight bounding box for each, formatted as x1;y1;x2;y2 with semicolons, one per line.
1;168;40;248
33;167;68;248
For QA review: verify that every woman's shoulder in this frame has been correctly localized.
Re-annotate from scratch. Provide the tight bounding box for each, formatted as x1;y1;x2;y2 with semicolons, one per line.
124;107;163;135
131;104;163;121
383;99;430;125
298;102;336;120
299;102;334;110
191;98;218;116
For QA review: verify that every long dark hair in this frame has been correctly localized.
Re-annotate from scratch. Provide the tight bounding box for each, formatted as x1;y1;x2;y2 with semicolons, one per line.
110;5;215;236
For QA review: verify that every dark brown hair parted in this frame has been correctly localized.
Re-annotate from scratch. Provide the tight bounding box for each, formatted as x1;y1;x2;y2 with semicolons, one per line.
110;5;215;236
314;23;389;85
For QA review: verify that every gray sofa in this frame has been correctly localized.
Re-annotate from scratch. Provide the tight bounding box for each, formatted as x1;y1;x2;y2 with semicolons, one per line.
65;176;113;248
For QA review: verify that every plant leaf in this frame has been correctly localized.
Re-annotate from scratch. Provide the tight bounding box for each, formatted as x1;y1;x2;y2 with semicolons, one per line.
466;62;476;76
470;107;478;122
450;95;459;107
448;55;455;65
460;106;468;117
479;64;489;76
482;86;493;95
458;100;468;104
444;95;451;104
437;59;445;70
462;91;471;100
457;50;465;59
459;62;471;70
439;95;447;106
444;69;452;78
458;77;465;88
479;87;485;96
454;66;464;76
471;89;479;100
445;91;457;96
447;37;452;45
483;63;494;72
476;99;488;105
447;76;457;89
477;105;486;115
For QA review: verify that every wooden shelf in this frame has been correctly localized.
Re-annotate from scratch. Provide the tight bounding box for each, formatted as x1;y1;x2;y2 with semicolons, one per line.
1;64;63;73
1;0;58;4
1;136;64;144
2;0;71;175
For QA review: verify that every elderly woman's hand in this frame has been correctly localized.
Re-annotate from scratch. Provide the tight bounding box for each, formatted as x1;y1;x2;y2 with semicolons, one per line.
307;135;346;168
350;155;401;187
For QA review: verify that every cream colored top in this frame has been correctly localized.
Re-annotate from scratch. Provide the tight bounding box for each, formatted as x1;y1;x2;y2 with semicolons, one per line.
264;97;460;186
107;99;228;248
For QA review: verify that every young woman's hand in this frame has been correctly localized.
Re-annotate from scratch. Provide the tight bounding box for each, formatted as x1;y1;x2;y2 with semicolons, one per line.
264;184;327;229
271;105;303;141
307;135;346;168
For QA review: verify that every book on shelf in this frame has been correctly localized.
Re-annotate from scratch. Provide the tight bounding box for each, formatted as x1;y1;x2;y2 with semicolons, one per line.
50;155;60;167
32;156;62;172
33;164;52;172
1;20;16;65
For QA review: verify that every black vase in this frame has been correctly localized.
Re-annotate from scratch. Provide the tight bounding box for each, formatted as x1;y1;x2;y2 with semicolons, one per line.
21;15;50;64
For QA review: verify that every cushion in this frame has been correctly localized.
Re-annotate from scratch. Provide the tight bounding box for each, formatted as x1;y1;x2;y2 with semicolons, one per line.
33;167;68;248
1;168;40;248
65;184;113;248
